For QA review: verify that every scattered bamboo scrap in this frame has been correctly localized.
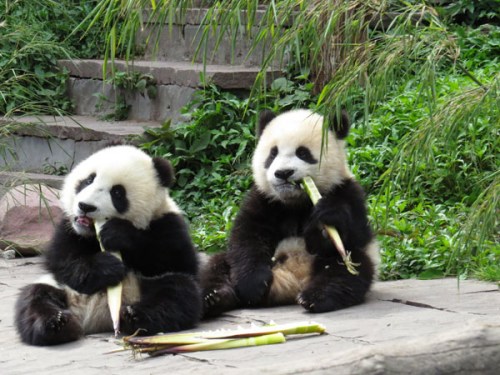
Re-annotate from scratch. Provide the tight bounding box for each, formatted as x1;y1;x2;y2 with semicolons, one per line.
301;176;360;275
119;321;326;357
95;221;123;336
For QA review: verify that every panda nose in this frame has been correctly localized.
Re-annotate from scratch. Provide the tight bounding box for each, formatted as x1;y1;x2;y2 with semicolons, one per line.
78;202;97;214
275;169;294;181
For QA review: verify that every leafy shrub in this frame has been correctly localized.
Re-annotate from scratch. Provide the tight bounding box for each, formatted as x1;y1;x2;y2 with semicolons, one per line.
347;26;499;280
0;0;107;115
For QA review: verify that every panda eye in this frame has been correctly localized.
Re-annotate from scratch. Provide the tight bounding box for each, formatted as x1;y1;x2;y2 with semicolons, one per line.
111;185;125;199
110;185;129;214
264;146;279;169
76;173;96;193
296;146;318;164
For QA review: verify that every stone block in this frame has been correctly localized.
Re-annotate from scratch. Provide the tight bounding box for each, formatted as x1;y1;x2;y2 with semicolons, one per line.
0;184;63;256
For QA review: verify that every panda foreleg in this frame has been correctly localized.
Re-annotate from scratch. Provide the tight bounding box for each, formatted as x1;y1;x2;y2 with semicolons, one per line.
200;252;239;318
15;283;83;345
119;273;202;335
297;254;373;313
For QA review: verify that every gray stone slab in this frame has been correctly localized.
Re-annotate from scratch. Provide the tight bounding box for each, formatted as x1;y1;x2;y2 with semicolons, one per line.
0;257;498;374
66;78;195;122
0;116;160;173
59;59;281;89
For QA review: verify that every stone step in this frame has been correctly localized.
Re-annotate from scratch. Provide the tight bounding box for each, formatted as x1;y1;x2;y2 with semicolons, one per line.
0;115;159;174
138;7;275;66
59;59;280;122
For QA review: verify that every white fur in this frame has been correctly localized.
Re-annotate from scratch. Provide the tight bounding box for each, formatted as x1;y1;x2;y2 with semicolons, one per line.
252;109;351;202
61;145;179;235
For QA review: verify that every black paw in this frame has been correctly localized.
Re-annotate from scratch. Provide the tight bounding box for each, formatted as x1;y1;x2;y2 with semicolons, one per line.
235;267;273;306
297;281;365;313
120;305;156;335
120;305;142;334
204;289;221;308
79;252;126;294
203;286;238;318
46;310;68;332
310;198;350;231
98;218;139;253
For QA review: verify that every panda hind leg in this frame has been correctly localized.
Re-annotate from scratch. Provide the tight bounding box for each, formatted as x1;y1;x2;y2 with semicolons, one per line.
298;255;374;313
15;283;83;345
199;252;239;318
120;273;202;335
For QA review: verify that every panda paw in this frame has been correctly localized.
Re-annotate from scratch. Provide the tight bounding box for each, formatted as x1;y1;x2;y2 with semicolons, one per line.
203;286;239;317
235;267;273;306
310;197;350;227
120;305;144;335
297;290;333;313
46;310;68;331
99;218;139;253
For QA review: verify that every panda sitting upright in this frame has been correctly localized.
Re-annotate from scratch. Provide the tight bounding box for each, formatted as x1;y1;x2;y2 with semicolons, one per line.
15;145;201;345
202;109;379;317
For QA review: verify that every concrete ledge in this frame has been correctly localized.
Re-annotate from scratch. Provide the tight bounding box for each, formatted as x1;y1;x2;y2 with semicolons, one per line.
58;59;281;89
1;260;498;375
0;116;158;173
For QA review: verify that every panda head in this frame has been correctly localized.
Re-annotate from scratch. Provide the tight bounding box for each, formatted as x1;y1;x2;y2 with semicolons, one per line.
60;145;179;237
252;109;352;203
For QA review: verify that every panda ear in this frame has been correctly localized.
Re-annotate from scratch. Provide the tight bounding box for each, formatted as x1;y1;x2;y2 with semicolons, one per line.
330;109;350;139
152;158;175;188
257;110;276;138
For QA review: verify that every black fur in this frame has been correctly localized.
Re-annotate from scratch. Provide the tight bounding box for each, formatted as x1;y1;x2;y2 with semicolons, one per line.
16;213;201;345
201;178;375;317
15;284;83;346
330;109;350;140
153;157;175;187
257;110;277;137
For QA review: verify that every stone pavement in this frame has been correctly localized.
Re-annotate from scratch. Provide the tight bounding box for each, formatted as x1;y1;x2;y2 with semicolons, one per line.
1;257;499;375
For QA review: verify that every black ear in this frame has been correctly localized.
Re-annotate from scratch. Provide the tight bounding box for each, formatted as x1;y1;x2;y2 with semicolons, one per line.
330;109;350;139
152;158;175;188
257;110;276;138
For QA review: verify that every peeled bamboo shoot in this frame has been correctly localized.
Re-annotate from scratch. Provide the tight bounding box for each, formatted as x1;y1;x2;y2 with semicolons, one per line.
95;221;123;336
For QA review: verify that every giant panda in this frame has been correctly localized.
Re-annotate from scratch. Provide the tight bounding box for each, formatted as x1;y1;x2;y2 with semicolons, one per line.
201;109;379;317
15;145;202;345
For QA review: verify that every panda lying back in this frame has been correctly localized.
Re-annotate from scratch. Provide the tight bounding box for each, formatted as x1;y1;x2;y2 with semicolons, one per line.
202;109;379;317
15;145;201;345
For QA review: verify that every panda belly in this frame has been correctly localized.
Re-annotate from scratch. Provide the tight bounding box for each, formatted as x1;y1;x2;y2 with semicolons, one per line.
267;237;315;305
37;273;141;334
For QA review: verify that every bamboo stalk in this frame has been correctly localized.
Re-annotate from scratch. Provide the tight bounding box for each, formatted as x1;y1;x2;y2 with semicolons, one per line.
121;321;326;356
301;176;360;275
125;321;326;345
95;221;123;336
152;333;286;355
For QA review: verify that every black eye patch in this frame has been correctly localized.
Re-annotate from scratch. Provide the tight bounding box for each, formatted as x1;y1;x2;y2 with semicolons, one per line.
264;146;278;169
76;173;96;193
110;185;129;214
296;146;318;164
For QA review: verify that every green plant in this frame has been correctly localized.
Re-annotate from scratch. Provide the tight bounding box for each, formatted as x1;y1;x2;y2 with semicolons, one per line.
96;71;157;120
438;0;500;26
0;0;110;116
